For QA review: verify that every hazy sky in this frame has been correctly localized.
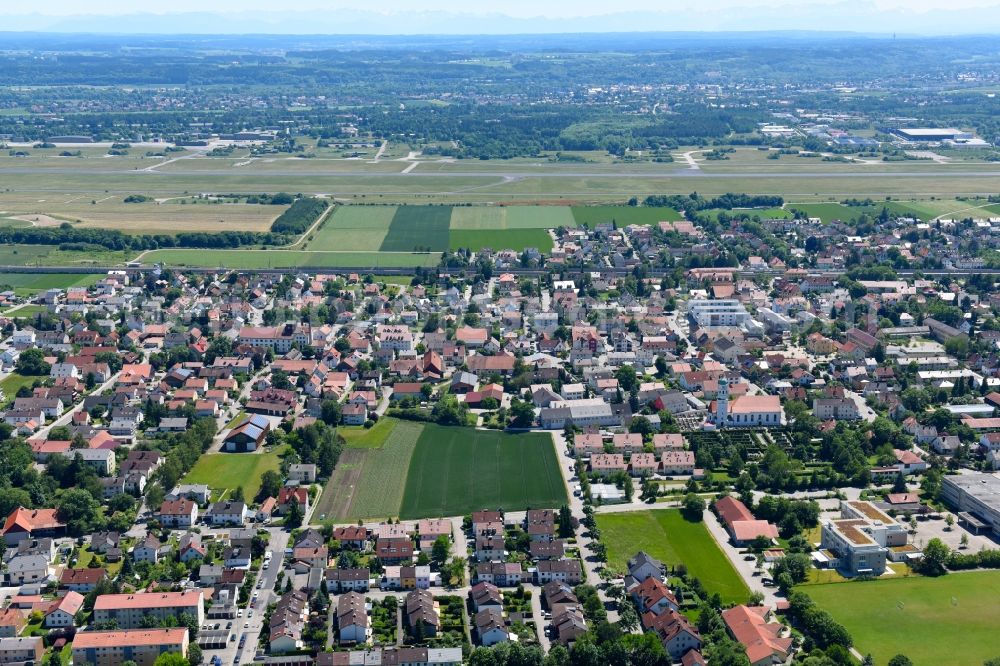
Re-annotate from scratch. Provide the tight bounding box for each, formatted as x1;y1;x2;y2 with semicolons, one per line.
12;0;1000;15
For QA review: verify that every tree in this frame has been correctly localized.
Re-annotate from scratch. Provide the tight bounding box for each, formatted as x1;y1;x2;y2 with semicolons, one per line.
257;470;282;502
918;538;950;576
319;400;340;426
508;399;535;428
284;499;303;529
15;348;49;376
681;493;705;521
431;535;451;567
145;483;165;511
945;514;955;530
187;644;203;666
57;488;102;536
888;656;914;666
557;505;574;538
0;487;32;518
154;654;189;666
614;365;638;393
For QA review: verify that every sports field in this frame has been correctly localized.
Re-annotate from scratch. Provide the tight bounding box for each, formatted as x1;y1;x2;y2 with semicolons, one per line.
182;448;285;501
379;205;453;252
806;571;1000;666
596;509;749;604
399;425;566;519
571;205;681;226
317;418;422;522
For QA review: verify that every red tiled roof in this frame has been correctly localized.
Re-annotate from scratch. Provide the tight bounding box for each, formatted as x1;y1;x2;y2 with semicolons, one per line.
2;507;64;535
73;628;188;649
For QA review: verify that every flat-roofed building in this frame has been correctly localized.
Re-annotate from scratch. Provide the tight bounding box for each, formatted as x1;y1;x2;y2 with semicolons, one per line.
72;628;188;666
942;472;1000;537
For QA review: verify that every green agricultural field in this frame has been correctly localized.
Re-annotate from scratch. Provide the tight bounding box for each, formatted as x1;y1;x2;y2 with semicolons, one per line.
0;273;102;296
596;509;749;604
504;206;577;229
449;206;507;230
182;448;285;501
449;229;552;253
138;248;441;269
305;206;397;251
399;425;566;520
379;205;452;252
806;571;1000;666
571;205;681;227
318;418;422;522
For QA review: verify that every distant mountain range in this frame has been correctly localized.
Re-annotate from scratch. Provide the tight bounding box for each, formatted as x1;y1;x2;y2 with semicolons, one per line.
3;4;1000;36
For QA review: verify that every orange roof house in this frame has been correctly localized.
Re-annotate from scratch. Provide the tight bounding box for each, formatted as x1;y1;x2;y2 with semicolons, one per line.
721;605;793;666
2;507;65;544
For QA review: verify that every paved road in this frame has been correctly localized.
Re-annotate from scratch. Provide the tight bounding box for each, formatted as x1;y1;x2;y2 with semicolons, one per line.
202;527;289;666
32;369;123;440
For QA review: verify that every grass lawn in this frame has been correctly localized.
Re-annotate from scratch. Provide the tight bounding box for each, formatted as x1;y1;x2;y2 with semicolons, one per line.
139;248;441;269
787;202;873;223
449;228;552;252
596;509;749;604
225;411;247;429
183;447;285;501
379;205;452;252
0;373;38;406
339;417;397;449
5;305;51;317
318;419;422;522
806;571;1000;666
399;425;567;520
571;205;681;227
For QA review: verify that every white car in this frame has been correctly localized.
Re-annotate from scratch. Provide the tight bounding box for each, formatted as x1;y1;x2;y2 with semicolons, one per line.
244;622;250;629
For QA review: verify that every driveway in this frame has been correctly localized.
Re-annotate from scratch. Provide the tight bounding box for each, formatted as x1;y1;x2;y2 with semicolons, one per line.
702;510;779;607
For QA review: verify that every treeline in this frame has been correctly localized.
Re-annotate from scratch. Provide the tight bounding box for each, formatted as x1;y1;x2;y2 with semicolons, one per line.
270;197;329;234
644;192;784;212
0;225;290;252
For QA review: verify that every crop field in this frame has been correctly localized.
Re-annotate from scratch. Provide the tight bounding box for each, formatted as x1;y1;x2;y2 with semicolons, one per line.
379;205;453;252
596;509;749;604
305;206;396;251
504;206;577;228
137;248;441;269
399;425;566;519
571;205;681;226
317;418;422;522
182;448;285;501
807;571;1000;666
0;273;102;296
449;229;552;252
449;207;508;230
